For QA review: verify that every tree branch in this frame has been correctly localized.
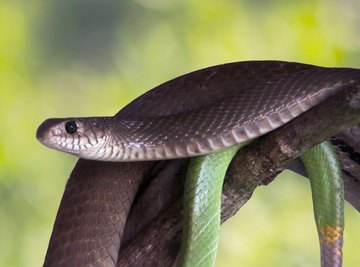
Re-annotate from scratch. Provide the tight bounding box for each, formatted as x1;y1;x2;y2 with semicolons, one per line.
117;85;360;266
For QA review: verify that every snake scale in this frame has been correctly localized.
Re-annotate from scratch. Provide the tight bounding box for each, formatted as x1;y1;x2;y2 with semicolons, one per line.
36;61;360;267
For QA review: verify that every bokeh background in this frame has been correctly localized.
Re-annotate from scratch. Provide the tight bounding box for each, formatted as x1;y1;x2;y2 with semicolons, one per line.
1;0;360;266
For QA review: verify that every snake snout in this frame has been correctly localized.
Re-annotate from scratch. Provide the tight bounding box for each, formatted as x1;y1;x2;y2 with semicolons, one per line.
36;118;64;145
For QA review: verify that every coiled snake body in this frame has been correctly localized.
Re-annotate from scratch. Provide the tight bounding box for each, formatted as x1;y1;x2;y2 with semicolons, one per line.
37;61;360;267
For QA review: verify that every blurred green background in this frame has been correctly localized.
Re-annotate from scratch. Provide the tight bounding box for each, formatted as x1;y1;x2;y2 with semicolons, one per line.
1;0;360;266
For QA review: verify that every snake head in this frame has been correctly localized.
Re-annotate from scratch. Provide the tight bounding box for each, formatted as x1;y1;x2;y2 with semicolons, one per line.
36;117;113;160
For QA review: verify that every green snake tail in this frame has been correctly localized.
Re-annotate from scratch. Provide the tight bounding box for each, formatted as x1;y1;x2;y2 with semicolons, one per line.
178;145;242;267
301;141;344;267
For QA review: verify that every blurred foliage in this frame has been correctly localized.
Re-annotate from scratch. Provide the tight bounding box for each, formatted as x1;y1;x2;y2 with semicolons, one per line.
0;0;360;266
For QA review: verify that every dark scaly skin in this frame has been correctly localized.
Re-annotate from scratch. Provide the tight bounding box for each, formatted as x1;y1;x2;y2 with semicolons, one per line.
43;159;154;267
106;64;360;160
116;61;317;118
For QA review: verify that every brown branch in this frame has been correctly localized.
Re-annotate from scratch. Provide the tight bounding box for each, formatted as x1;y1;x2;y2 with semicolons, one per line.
117;85;360;266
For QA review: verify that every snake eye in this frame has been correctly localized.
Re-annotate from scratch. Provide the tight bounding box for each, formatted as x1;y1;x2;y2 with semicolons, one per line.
65;121;77;134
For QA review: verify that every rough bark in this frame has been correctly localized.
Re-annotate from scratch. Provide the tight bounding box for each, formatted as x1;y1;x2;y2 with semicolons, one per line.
117;85;360;266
